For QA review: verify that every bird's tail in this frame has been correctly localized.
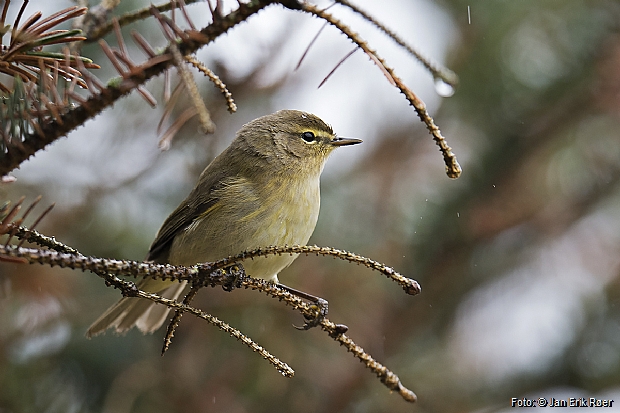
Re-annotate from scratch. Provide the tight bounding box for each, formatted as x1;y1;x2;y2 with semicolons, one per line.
86;279;187;338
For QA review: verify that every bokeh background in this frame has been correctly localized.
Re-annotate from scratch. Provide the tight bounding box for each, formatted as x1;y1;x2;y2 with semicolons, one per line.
2;0;620;411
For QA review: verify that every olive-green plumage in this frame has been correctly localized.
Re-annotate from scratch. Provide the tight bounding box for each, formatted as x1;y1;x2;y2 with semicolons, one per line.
87;110;361;336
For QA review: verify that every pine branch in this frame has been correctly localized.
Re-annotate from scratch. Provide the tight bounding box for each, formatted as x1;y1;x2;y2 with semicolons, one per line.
0;0;299;176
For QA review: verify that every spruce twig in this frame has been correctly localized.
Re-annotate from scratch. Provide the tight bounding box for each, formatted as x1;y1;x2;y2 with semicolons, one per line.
301;2;462;179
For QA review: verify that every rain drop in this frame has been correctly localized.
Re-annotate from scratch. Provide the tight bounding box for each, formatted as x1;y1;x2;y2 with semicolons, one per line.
434;77;455;97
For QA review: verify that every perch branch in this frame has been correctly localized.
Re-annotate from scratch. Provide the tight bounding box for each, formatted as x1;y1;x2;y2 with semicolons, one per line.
206;244;421;296
0;236;419;402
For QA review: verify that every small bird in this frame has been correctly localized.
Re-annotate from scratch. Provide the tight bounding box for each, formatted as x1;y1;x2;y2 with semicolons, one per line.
87;110;361;336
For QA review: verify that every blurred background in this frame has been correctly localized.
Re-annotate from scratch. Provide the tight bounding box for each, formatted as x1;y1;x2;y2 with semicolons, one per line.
2;0;620;411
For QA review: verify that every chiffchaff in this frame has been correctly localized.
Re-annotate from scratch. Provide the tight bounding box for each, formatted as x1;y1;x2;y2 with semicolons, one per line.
87;110;361;336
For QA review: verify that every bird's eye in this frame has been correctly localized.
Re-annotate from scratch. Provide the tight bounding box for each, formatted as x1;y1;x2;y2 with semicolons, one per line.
301;131;316;143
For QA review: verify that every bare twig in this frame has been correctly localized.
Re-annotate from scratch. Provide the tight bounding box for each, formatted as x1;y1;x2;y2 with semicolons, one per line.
320;318;417;402
120;270;294;377
158;106;198;150
207;244;421;296
169;43;215;134
11;226;79;254
185;55;237;113
301;3;462;179
162;283;200;355
141;284;294;377
295;21;328;70
16;202;55;248
0;196;25;237
334;0;458;88
241;275;417;403
317;47;358;88
0;196;54;253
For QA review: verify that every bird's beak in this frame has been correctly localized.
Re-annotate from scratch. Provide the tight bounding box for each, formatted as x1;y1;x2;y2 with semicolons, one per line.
330;137;363;146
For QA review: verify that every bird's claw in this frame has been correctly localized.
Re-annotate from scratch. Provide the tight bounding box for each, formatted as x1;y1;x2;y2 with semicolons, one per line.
293;298;328;330
221;264;244;292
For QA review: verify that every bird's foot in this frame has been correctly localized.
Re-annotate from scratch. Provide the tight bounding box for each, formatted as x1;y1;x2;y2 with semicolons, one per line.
220;264;245;292
276;282;329;330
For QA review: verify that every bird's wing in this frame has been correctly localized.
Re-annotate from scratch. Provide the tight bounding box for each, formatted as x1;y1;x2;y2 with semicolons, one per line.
146;167;228;263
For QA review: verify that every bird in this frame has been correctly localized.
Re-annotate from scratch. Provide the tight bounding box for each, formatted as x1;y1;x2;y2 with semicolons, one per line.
87;109;361;337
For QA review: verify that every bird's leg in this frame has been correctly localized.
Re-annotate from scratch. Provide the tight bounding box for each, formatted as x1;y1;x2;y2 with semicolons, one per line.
276;283;329;330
